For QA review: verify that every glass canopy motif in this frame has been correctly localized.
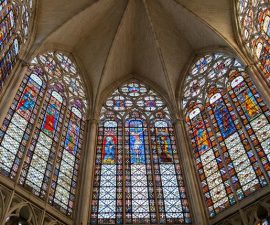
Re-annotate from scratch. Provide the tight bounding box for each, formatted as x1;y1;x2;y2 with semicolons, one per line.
0;0;33;91
90;80;191;224
183;52;270;218
0;51;88;217
237;0;270;84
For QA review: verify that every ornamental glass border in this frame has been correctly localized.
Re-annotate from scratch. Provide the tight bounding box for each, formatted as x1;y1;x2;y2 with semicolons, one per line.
0;50;88;217
182;52;270;218
90;80;192;224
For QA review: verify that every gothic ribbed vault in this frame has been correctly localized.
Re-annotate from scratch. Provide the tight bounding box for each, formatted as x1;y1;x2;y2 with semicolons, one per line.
28;0;237;112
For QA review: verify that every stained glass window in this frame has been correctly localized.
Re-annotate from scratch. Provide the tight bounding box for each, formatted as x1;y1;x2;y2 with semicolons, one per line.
0;0;33;91
0;51;88;217
259;219;270;225
91;80;191;224
182;52;270;218
236;0;270;84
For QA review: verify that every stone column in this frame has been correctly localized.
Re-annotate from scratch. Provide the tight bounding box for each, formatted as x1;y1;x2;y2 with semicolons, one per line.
174;119;208;225
0;64;27;125
77;118;98;225
246;63;270;107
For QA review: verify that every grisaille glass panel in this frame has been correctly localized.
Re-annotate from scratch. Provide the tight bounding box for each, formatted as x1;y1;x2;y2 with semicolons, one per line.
0;51;88;217
91;80;191;224
183;52;270;217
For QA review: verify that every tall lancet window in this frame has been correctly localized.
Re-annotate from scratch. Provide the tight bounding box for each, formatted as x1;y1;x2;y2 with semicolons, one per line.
90;80;191;224
0;51;88;216
182;52;270;218
0;0;33;91
236;0;270;84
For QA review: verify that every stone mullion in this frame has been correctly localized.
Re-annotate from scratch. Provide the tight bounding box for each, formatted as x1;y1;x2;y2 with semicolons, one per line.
77;118;98;225
43;99;69;212
73;112;91;224
0;64;27;127
1;81;47;224
122;117;126;225
204;105;240;205
14;84;49;185
226;89;270;184
173;119;208;225
147;121;160;224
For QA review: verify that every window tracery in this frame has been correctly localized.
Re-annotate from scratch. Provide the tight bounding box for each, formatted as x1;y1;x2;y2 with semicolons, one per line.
0;51;88;216
183;52;270;218
0;0;33;91
237;0;270;84
90;80;191;224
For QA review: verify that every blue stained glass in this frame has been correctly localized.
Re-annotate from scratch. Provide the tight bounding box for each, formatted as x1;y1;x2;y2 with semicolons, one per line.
183;52;270;217
196;58;207;71
103;136;116;164
16;79;39;118
0;51;87;217
0;71;44;179
128;85;140;95
91;80;191;224
21;89;64;198
213;99;236;139
0;0;33;92
129;120;146;164
42;101;60;136
64;113;80;154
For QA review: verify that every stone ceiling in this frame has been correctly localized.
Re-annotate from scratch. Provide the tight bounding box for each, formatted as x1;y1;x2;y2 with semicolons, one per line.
29;0;238;113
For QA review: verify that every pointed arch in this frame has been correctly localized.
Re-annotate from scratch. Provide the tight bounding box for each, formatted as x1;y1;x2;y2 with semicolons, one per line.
4;202;39;225
90;79;191;224
0;50;89;216
181;51;270;218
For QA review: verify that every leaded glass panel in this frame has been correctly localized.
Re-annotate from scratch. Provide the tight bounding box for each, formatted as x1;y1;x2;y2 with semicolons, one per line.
0;0;33;91
0;51;88;217
183;52;270;218
0;71;44;178
91;80;191;224
236;0;270;84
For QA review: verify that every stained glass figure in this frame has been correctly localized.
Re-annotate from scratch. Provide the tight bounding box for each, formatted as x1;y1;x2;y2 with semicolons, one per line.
0;72;44;179
50;103;86;216
91;80;192;224
125;115;154;224
186;105;233;217
92;113;123;224
0;0;33;91
150;119;191;223
20;89;65;198
102;122;117;164
183;52;270;217
0;51;88;217
129;120;146;164
236;0;270;84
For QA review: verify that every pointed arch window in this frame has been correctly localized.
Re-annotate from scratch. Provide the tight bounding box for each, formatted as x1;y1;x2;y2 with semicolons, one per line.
90;80;191;224
236;0;270;84
0;51;88;216
0;0;33;91
182;52;270;218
